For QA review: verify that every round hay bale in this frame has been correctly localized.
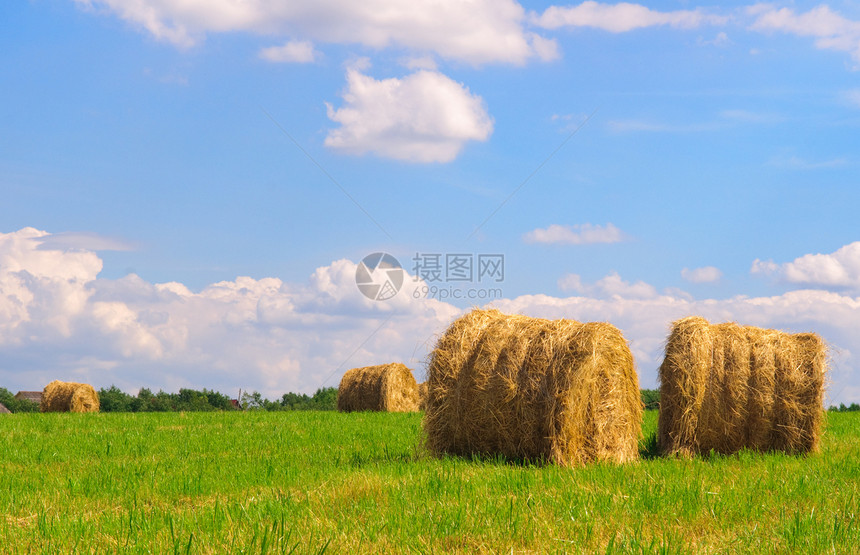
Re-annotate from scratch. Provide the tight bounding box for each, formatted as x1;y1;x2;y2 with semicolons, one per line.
657;317;827;456
41;381;100;413
417;382;428;411
423;309;642;466
337;363;420;412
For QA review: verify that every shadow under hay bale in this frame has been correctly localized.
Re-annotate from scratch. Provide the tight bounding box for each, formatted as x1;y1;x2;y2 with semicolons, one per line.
42;381;100;413
423;309;642;466
658;316;827;457
337;363;420;412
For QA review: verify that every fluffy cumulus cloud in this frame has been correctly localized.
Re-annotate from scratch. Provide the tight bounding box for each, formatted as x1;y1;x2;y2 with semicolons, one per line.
558;271;659;299
324;69;494;163
681;266;722;283
3;228;860;404
533;1;726;33
73;0;554;65
0;228;459;398
523;223;624;245
748;3;860;63
752;242;860;291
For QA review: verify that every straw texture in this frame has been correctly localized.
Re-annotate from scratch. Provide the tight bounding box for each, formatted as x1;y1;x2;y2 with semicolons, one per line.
337;363;420;412
658;317;826;456
424;309;642;466
42;381;100;413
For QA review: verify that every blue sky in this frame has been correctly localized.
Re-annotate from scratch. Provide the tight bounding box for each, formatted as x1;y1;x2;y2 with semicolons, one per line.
2;0;860;403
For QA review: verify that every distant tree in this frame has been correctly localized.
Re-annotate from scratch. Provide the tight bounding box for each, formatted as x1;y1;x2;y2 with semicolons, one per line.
0;387;16;410
278;391;311;410
264;387;338;411
152;390;177;412
240;391;265;411
641;389;660;411
310;387;337;410
829;402;860;412
98;386;135;412
203;389;235;411
176;388;214;412
100;387;237;412
131;388;156;412
0;387;40;413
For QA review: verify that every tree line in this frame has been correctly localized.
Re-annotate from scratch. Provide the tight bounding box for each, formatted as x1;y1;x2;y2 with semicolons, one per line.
0;386;338;413
4;385;859;413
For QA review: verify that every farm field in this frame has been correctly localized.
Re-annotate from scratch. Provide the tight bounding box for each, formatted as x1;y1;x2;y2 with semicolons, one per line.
1;410;859;553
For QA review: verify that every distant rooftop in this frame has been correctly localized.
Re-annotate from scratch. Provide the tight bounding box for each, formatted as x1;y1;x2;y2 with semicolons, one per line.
15;391;43;405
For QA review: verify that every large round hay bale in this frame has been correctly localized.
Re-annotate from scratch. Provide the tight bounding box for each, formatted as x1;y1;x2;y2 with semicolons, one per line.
423;309;642;466
658;317;827;456
41;381;100;413
337;363;420;412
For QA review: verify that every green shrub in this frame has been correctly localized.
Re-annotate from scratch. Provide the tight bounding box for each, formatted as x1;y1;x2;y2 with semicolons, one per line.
0;387;40;413
98;386;135;412
641;389;660;411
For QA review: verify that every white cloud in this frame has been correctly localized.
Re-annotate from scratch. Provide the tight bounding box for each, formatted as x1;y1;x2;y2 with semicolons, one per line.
258;40;319;63
401;56;438;71
752;242;860;291
681;266;722;283
699;31;731;47
3;228;860;405
533;1;726;33
33;231;136;252
490;287;860;403
528;32;561;61
324;68;494;163
558;271;658;299
74;0;550;65
523;223;624;245
748;3;860;63
0;228;459;398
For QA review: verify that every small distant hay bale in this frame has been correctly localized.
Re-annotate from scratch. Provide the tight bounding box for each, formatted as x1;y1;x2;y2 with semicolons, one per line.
423;309;642;466
417;382;428;411
337;363;420;412
658;317;827;457
41;381;100;413
0;402;10;414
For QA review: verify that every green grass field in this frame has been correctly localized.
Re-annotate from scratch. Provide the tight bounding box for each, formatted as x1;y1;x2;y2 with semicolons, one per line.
2;410;858;553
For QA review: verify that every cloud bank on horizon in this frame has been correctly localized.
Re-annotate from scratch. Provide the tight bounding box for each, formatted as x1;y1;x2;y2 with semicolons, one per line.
2;227;858;405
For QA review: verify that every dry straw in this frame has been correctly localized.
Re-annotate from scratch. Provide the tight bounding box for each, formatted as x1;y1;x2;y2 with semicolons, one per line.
658;316;827;457
423;309;642;466
337;363;421;412
0;403;10;414
41;381;100;413
417;382;428;411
